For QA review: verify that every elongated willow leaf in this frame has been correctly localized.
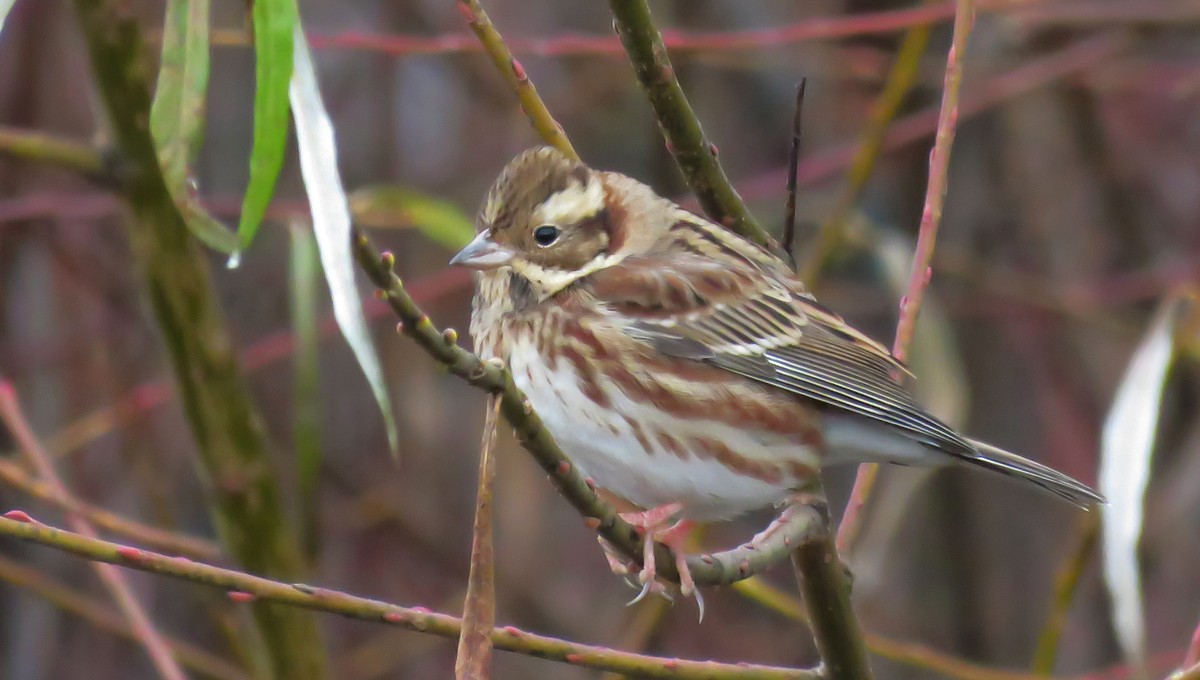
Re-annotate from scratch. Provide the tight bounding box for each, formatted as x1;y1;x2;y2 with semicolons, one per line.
289;25;398;454
150;0;239;253
234;0;297;259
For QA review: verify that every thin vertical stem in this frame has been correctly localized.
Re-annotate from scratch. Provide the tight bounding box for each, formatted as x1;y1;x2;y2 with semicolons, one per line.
837;0;976;556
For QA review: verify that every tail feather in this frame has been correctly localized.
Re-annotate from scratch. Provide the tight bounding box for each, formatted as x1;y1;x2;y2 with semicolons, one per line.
963;438;1105;509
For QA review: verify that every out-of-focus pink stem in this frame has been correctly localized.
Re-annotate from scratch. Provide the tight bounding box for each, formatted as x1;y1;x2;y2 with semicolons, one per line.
837;0;976;555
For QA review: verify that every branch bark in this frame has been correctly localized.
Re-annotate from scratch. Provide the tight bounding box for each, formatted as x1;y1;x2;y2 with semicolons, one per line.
0;515;818;680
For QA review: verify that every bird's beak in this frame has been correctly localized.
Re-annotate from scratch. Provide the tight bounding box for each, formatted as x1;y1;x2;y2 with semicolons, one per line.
449;230;515;270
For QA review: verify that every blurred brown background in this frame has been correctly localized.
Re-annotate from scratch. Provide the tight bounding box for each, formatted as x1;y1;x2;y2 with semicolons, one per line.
1;1;1198;679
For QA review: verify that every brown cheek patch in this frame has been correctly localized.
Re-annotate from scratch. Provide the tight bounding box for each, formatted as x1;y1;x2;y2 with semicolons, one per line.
601;185;627;253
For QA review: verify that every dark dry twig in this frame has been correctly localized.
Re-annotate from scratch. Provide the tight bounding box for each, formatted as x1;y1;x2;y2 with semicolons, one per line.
782;78;807;267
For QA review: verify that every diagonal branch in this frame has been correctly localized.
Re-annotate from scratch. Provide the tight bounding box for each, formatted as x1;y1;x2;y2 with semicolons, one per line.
352;229;821;588
0;514;818;680
456;0;578;160
607;0;777;251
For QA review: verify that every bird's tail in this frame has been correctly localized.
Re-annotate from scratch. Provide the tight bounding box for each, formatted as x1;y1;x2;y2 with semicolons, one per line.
963;438;1104;509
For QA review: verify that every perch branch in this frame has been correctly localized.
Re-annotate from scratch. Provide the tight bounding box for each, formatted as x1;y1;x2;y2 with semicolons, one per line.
608;0;777;251
0;514;819;680
352;229;821;588
837;0;976;556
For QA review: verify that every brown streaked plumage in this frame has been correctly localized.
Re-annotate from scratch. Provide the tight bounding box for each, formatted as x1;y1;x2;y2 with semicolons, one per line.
452;146;1102;605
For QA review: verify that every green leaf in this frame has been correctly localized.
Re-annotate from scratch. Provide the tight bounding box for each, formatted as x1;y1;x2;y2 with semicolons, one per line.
289;25;398;455
349;185;476;251
236;0;298;254
150;0;239;254
289;223;323;560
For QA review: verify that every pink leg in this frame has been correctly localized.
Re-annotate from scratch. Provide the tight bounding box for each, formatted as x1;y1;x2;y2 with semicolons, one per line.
610;503;704;619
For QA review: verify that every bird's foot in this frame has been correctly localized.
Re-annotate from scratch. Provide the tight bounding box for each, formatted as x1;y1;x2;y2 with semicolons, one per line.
598;503;704;620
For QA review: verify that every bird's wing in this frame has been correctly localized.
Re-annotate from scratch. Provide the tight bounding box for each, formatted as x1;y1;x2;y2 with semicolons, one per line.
583;246;974;457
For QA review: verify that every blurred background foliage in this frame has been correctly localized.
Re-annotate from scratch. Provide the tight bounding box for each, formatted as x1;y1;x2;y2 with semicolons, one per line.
0;1;1198;679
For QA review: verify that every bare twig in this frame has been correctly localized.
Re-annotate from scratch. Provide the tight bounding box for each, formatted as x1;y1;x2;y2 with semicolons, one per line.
0;554;248;680
0;457;221;561
456;0;577;160
837;0;977;557
456;396;502;680
0;514;819;680
608;0;777;251
0;384;188;680
782;79;807;267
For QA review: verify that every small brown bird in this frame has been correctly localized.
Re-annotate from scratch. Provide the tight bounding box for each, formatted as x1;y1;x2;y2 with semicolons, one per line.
451;146;1101;606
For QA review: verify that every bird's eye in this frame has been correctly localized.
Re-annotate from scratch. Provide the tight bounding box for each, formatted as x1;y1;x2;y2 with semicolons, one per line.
533;225;561;247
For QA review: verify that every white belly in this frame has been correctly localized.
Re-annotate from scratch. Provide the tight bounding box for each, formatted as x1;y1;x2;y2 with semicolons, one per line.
508;338;800;521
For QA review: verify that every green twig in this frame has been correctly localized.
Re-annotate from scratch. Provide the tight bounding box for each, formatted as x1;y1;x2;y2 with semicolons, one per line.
1032;512;1099;673
69;2;327;677
456;0;578;160
608;0;777;251
0;456;220;561
0;515;818;680
0;125;106;178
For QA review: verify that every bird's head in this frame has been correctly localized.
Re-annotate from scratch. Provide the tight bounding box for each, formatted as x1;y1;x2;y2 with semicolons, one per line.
450;146;669;299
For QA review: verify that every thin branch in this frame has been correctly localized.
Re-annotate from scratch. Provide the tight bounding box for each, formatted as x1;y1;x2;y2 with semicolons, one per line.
0;457;220;561
0;514;818;680
782;79;807;266
455;0;578;160
0;554;248;680
0;384;188;680
789;493;872;680
837;0;977;557
0;125;107;178
799;24;933;288
608;0;777;251
352;229;821;588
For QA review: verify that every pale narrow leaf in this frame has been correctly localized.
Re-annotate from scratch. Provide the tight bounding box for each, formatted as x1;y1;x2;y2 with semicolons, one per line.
1101;296;1182;671
150;0;239;254
289;26;398;454
0;0;15;34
